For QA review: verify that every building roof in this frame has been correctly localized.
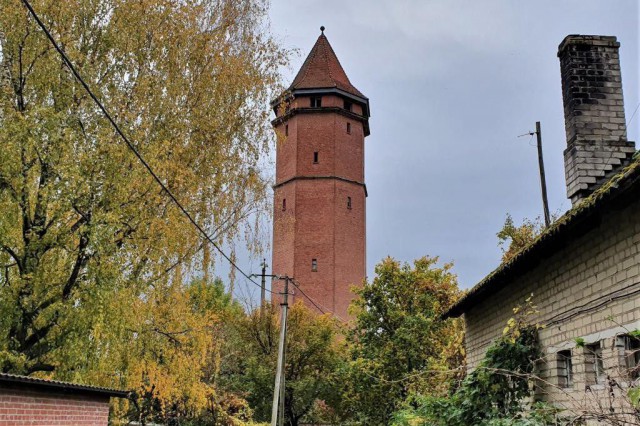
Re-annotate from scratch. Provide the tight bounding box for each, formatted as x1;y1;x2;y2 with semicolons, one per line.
289;30;366;100
444;151;640;319
0;372;129;398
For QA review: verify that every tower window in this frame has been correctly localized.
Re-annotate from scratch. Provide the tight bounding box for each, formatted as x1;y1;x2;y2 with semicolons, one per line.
313;152;319;163
347;122;351;134
311;96;322;108
311;258;318;272
347;196;352;209
285;124;289;136
344;100;352;111
282;199;286;211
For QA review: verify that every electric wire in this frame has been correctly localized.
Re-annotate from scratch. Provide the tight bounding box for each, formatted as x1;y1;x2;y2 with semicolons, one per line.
288;278;326;315
21;0;272;294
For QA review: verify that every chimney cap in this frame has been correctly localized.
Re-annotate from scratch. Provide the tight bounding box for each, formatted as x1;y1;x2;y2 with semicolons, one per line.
558;35;619;57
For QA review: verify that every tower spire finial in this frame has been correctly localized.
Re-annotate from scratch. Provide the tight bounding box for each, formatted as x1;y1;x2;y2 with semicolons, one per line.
320;26;325;34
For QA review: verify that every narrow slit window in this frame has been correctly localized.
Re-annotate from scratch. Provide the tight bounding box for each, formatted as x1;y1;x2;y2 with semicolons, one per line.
557;350;573;388
347;196;352;209
313;151;319;163
585;342;605;385
311;96;322;108
311;258;318;272
347;122;351;134
285;124;289;136
282;199;286;211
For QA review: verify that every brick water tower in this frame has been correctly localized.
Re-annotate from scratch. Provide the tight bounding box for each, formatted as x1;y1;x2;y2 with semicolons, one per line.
271;27;370;319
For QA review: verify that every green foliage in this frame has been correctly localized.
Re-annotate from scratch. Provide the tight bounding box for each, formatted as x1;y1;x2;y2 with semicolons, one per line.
391;298;566;426
497;214;545;263
219;302;347;426
629;387;640;409
574;337;585;348
344;256;464;425
0;0;286;377
0;0;288;421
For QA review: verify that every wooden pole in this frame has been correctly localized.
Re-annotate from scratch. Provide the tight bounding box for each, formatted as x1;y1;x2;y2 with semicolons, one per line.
536;121;551;227
260;259;267;311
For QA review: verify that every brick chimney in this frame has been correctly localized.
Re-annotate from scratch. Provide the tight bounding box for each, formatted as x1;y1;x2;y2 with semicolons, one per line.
558;35;635;205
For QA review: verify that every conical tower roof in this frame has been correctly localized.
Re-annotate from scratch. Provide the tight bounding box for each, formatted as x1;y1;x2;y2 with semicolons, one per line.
289;29;366;99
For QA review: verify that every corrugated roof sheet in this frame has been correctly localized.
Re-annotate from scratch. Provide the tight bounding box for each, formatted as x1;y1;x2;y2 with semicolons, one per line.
0;372;128;398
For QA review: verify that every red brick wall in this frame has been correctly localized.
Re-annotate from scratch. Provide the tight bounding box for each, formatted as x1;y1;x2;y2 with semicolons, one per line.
0;387;110;425
272;94;367;319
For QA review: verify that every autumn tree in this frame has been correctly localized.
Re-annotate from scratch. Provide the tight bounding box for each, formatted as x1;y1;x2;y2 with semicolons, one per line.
497;214;548;263
0;0;288;416
344;256;464;425
220;302;347;426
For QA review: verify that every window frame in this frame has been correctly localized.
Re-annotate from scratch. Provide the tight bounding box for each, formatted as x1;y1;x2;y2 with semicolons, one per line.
585;342;605;385
311;258;318;272
310;96;322;108
557;350;573;388
617;334;640;379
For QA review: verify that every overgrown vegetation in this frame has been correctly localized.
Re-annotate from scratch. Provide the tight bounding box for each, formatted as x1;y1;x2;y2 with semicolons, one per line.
344;257;464;425
392;297;566;426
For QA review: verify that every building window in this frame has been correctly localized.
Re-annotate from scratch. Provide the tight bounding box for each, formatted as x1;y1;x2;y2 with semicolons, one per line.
311;258;317;272
285;124;289;136
617;335;640;379
347;196;352;209
585;342;605;385
347;122;351;134
557;350;573;388
344;100;352;111
282;199;286;211
313;151;319;163
311;96;322;108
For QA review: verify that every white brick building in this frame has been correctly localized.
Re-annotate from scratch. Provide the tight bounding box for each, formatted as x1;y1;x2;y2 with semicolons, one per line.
444;35;639;420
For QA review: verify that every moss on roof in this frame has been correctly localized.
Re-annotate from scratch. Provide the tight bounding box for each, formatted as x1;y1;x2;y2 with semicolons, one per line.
444;152;640;318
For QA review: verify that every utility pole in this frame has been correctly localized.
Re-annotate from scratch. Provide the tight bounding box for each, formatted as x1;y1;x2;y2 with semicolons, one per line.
519;122;551;228
271;276;290;426
248;271;291;425
535;122;551;227
260;259;267;311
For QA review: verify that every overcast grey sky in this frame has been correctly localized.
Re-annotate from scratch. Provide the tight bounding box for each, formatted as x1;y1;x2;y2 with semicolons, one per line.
227;1;639;303
269;0;639;286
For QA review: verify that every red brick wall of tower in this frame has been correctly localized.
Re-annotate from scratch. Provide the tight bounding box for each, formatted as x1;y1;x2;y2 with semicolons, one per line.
272;94;367;319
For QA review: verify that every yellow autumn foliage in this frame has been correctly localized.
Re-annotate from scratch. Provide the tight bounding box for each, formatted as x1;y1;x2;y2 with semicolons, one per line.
0;0;289;422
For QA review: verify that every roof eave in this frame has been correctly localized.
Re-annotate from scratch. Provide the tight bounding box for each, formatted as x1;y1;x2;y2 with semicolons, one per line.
443;156;640;319
0;373;129;398
270;87;370;118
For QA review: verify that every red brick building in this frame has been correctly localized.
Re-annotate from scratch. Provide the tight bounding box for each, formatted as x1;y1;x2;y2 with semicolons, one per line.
271;28;370;319
0;373;127;425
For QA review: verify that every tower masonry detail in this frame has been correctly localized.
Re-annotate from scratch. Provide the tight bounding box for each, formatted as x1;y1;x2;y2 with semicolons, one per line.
270;28;370;319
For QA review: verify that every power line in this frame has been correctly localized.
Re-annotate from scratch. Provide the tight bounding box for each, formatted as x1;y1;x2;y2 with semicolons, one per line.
289;279;326;315
21;0;272;294
289;278;353;324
